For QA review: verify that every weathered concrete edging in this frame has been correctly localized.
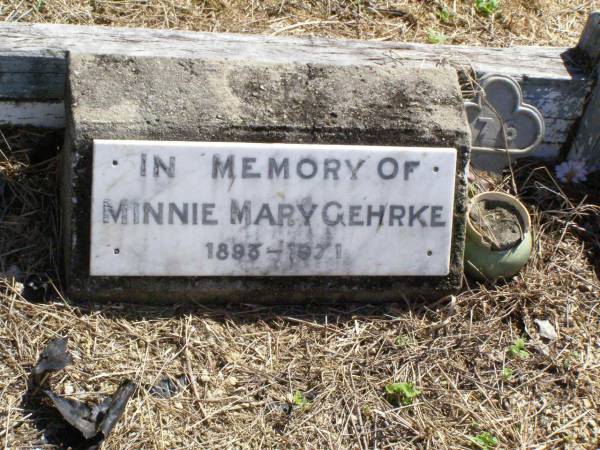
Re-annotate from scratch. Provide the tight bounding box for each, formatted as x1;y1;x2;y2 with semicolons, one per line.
62;52;471;302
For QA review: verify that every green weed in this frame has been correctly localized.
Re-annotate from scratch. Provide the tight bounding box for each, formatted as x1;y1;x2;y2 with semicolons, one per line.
469;431;498;449
507;338;529;359
427;29;447;44
394;335;415;348
474;0;499;16
437;6;453;23
292;391;311;410
384;382;420;406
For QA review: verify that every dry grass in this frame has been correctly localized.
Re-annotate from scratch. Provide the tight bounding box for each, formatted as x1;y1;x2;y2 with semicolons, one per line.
1;1;600;448
0;0;598;47
0;127;599;449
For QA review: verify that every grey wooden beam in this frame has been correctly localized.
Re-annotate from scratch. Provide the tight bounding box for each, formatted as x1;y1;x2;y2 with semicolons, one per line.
569;12;600;168
0;50;65;100
0;22;593;159
0;100;63;127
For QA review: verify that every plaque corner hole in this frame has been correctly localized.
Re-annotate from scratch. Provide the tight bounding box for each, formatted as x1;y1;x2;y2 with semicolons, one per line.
112;159;119;166
427;250;433;256
433;166;439;173
113;248;120;255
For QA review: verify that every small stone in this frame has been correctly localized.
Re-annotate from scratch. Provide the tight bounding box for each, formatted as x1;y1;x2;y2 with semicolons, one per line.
13;282;24;295
534;319;558;341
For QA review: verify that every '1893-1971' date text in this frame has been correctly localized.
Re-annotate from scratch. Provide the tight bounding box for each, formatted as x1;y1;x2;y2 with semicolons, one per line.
205;242;342;262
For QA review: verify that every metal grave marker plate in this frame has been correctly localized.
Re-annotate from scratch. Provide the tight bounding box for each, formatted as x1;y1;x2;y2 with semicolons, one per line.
90;140;456;277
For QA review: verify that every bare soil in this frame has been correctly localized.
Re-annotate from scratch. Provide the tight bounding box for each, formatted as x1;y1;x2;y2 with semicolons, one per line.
470;199;524;250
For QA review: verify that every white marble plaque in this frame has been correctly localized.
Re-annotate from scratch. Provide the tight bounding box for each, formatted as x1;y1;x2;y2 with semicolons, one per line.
90;140;456;277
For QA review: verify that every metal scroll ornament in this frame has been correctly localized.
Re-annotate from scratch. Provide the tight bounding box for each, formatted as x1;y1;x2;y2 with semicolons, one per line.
465;74;544;156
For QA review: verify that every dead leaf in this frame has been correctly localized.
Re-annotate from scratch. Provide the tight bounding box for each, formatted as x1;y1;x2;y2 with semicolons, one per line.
32;337;72;386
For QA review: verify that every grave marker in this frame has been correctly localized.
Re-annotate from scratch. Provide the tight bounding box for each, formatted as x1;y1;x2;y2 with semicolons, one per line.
465;74;545;171
61;52;470;302
91;141;456;277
